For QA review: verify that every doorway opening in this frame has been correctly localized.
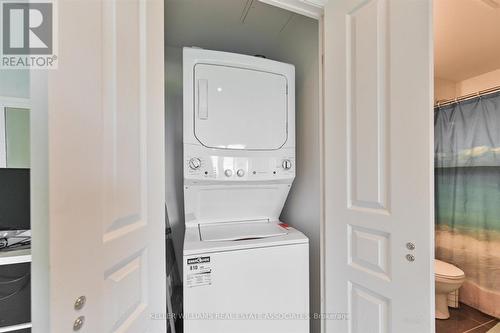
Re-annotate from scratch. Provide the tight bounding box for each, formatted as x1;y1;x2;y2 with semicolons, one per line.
164;1;322;332
0;69;32;332
434;0;500;331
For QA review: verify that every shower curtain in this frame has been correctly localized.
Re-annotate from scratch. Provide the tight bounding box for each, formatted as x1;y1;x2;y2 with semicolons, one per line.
435;92;500;318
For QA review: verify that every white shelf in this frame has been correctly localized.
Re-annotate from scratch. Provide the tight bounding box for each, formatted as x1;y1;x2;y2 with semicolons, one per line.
0;322;31;333
0;248;31;266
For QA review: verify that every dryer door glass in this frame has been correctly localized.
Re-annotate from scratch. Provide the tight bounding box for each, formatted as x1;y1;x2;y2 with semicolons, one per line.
194;64;288;150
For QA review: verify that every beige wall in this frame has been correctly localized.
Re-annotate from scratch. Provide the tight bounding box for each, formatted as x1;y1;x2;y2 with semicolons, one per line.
434;77;457;102
435;68;500;103
457;68;500;96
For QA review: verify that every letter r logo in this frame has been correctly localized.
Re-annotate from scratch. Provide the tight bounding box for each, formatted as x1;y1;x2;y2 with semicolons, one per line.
2;2;53;55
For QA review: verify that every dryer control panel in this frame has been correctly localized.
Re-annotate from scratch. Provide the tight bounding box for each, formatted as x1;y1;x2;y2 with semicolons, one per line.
184;152;295;181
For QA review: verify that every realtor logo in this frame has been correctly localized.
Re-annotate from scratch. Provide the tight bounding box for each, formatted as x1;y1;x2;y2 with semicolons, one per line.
1;0;57;68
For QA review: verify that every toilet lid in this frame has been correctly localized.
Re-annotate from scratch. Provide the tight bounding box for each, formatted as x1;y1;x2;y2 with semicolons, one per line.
435;259;465;278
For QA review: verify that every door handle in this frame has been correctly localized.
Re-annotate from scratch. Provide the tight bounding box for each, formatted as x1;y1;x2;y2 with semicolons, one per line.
198;79;208;120
406;254;415;262
73;316;85;331
405;242;415;262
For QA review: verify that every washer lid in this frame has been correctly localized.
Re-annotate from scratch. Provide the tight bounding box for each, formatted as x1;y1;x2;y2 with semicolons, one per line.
184;222;308;256
183;183;292;227
194;64;288;150
199;220;288;242
435;259;465;278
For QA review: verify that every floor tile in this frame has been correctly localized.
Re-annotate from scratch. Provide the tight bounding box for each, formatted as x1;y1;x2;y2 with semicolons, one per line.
435;302;499;333
436;310;483;333
466;320;499;333
459;304;496;324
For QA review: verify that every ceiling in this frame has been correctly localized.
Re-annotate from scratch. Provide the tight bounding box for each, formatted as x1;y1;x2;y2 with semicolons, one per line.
165;0;306;56
166;0;500;83
435;0;500;82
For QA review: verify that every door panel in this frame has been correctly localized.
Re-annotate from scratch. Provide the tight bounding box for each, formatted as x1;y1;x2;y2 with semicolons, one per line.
31;0;165;332
102;1;158;329
323;0;434;332
346;0;388;210
349;282;389;333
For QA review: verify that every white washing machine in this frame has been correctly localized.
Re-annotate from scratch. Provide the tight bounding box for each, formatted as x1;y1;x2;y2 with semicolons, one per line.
182;47;309;333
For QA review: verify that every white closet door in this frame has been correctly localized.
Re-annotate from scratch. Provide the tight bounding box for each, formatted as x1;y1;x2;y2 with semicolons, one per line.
323;0;434;332
31;0;165;332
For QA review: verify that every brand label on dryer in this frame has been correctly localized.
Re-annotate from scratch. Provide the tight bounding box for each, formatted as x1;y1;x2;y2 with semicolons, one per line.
186;256;212;288
187;256;210;264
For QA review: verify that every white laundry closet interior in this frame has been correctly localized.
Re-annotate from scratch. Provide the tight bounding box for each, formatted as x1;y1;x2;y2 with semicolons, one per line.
165;0;321;331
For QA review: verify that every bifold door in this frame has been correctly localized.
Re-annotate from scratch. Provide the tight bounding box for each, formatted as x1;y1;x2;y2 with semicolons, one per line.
323;0;434;332
31;0;166;332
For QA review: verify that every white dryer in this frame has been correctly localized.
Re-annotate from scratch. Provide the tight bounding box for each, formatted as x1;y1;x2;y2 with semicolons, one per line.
182;47;309;333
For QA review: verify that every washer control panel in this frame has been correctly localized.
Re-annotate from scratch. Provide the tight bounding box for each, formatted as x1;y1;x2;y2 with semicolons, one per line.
185;154;295;181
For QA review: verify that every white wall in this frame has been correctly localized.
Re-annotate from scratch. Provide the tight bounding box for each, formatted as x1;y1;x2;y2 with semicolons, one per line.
267;15;321;333
165;46;185;274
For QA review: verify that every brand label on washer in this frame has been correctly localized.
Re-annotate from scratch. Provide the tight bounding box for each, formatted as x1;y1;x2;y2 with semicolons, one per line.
186;256;212;288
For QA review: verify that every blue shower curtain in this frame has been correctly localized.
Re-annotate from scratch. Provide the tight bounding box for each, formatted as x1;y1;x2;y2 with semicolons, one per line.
435;92;500;318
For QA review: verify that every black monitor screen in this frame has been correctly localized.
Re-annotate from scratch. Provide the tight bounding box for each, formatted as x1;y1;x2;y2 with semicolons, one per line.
0;169;30;231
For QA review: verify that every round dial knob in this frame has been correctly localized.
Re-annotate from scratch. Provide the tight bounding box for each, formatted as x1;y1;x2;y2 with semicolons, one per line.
188;157;201;170
224;169;233;177
236;169;245;177
282;159;292;170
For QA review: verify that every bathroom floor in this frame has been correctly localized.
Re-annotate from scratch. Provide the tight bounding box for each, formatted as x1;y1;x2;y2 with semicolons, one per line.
436;303;499;333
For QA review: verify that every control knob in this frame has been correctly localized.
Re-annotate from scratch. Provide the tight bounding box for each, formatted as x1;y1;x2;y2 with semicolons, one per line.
237;169;245;177
188;157;201;170
224;169;233;177
282;159;292;170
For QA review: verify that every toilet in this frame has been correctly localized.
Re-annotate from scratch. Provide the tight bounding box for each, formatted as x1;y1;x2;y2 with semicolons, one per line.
435;259;466;319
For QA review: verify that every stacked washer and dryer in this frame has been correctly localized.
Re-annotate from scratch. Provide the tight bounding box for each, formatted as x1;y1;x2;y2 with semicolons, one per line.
182;48;309;333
